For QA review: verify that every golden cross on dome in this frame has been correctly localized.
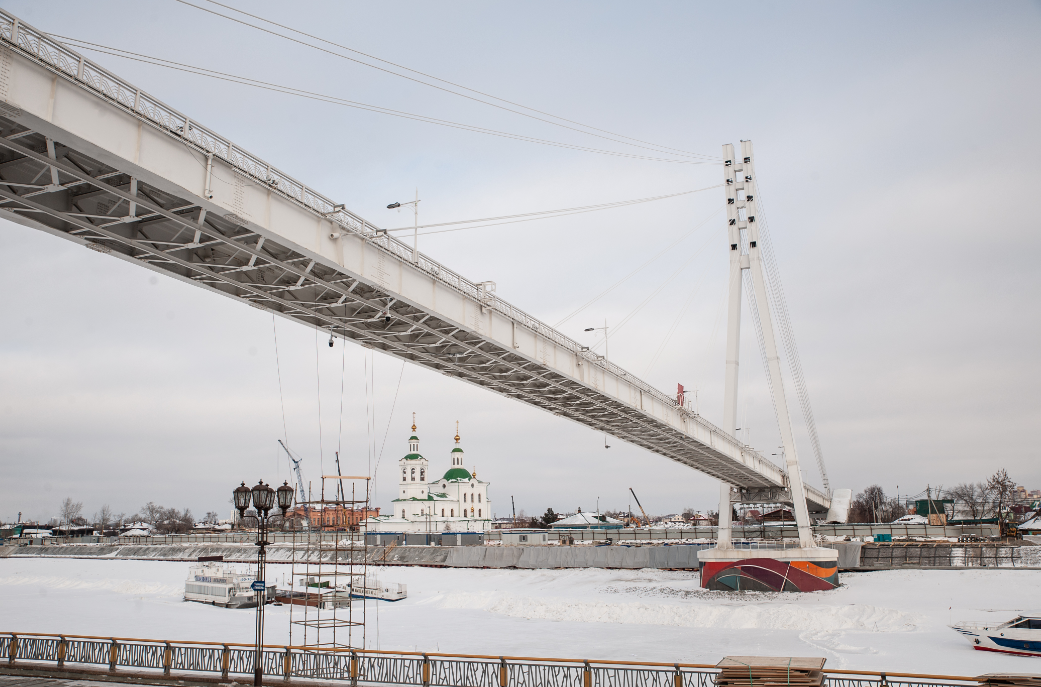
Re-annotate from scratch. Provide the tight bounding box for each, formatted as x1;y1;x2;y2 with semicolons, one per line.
455;420;460;444
412;412;416;432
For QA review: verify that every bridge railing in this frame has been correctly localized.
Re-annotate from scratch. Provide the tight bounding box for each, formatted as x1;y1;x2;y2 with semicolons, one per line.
0;9;818;496
0;632;979;687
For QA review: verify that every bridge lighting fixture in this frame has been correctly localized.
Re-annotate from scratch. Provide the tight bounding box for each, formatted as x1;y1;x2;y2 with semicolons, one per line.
328;335;334;347
386;192;421;263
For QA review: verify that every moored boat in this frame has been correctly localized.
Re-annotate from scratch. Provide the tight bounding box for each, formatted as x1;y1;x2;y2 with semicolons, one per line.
951;615;1041;656
184;561;258;609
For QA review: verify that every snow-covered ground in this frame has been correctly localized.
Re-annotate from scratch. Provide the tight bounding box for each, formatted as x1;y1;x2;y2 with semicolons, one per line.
1;557;1039;676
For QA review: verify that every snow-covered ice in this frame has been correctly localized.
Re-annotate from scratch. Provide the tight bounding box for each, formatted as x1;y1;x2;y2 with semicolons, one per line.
1;557;1039;675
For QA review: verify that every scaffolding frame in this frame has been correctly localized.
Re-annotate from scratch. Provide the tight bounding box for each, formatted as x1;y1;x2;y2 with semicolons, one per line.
287;476;369;667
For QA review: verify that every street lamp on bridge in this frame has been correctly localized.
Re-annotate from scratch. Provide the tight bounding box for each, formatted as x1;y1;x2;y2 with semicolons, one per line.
234;479;295;686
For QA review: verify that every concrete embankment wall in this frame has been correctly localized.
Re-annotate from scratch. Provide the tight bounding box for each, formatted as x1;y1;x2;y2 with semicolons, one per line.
3;541;1038;570
0;543;706;570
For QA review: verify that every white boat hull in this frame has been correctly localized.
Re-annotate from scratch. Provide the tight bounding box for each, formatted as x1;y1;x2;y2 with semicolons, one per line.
952;624;1041;657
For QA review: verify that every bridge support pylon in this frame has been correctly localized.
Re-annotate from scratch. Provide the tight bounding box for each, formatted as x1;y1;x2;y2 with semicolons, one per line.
699;141;838;592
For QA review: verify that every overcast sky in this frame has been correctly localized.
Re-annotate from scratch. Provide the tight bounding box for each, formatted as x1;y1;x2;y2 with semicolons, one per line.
1;1;1039;524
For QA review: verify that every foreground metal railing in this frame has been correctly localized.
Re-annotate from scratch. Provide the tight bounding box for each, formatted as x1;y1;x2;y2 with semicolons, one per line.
0;633;980;687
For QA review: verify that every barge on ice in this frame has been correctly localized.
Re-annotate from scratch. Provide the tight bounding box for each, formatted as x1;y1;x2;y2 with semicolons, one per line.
951;615;1041;656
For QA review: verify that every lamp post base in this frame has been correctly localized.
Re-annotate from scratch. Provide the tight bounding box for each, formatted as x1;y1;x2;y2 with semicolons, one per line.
698;546;838;592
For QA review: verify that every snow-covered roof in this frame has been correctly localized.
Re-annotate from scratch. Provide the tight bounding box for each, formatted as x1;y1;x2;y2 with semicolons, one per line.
892;514;929;524
549;512;623;529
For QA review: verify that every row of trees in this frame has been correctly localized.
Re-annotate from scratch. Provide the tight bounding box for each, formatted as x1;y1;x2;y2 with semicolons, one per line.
848;469;1020;524
54;498;220;534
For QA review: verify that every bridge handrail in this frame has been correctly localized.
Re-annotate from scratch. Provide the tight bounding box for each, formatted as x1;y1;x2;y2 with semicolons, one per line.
0;631;980;687
0;9;817;496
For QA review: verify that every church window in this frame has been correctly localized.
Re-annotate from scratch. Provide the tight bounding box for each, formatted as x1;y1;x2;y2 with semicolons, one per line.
479;509;481;517
420;468;425;481
451;509;454;517
463;493;467;503
478;494;482;503
402;469;406;481
410;468;415;481
402;510;405;518
441;509;445;517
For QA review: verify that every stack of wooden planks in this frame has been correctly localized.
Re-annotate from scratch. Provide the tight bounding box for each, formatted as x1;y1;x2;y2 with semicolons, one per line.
715;657;827;687
977;675;1041;687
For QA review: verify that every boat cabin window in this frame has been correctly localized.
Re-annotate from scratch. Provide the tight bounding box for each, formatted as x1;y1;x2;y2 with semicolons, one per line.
1009;617;1041;629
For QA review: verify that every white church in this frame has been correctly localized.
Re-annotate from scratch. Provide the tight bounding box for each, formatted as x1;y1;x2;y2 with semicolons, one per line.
365;419;492;533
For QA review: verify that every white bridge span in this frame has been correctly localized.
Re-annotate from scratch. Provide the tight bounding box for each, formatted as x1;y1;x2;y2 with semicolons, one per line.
0;11;832;515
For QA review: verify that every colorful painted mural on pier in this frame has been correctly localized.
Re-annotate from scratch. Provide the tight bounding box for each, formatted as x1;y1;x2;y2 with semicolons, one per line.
700;558;839;592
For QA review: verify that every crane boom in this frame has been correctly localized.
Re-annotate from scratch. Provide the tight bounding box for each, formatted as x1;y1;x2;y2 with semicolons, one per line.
629;487;651;527
278;440;307;504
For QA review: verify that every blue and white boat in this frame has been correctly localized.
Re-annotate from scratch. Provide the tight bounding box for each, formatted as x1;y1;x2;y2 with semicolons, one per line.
951;615;1041;656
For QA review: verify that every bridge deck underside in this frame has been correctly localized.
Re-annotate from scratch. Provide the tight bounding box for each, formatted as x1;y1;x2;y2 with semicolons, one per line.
0;115;827;513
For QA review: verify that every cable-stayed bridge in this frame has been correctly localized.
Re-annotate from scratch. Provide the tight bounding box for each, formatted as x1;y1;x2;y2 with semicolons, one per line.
0;11;835;517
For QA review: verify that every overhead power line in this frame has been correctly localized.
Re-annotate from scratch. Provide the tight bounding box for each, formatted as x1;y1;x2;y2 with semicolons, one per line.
175;0;719;162
383;185;721;235
55;36;712;166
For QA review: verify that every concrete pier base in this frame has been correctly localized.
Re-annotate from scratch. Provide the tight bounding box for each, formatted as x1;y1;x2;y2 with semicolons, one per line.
698;546;839;591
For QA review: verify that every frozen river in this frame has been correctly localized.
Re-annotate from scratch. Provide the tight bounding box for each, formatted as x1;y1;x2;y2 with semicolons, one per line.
0;557;1038;676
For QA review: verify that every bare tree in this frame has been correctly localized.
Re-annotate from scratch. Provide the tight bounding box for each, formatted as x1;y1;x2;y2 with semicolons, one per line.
949;482;992;520
113;512;127;530
849;485;906;523
204;511;220;524
139;502;165;528
987;469;1017;516
59;497;83;531
93;505;113;533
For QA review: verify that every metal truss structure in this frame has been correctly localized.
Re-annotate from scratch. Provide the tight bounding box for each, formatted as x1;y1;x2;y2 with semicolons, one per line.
0;10;832;513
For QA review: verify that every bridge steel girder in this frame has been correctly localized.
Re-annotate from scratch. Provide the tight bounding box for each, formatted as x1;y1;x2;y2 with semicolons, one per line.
0;11;830;513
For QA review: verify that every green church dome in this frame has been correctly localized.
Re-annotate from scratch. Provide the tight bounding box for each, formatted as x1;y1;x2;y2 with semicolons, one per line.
442;467;472;481
451;447;464;453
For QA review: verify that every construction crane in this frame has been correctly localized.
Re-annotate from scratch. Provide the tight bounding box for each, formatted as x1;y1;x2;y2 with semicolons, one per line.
278;440;307;505
629;487;651;528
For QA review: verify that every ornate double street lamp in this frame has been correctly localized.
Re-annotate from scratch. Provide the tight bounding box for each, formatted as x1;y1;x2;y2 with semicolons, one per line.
234;479;295;686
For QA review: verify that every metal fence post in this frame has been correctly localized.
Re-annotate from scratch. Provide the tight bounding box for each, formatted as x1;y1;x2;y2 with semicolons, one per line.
164;642;172;676
350;650;358;687
422;653;430;687
674;664;682;687
283;647;291;682
108;639;118;672
584;660;592;687
57;636;66;669
499;657;508;687
880;673;887;687
221;644;230;680
8;635;17;665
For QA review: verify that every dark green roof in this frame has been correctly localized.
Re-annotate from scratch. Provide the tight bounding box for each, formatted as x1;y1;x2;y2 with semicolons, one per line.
442;467;472;481
451;448;464;453
409;435;419;441
392;495;434;502
402;453;424;460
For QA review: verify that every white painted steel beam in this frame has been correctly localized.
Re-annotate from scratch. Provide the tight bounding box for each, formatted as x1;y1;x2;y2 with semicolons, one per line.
0;11;831;513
